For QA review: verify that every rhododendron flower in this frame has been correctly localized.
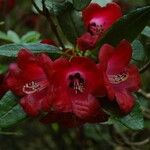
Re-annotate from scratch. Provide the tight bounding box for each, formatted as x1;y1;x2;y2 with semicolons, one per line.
77;2;122;51
51;57;107;122
6;49;53;116
98;40;141;113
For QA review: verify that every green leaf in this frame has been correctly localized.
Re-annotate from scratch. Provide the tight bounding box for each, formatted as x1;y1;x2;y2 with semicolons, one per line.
141;26;150;37
7;30;21;44
108;102;144;130
0;31;12;42
94;6;150;54
0;91;27;128
132;40;145;61
21;31;41;43
0;43;62;58
92;0;112;6
57;3;85;44
73;0;92;10
33;0;68;15
0;64;8;74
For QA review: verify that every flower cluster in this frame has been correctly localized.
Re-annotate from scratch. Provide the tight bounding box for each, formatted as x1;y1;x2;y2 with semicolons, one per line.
2;3;141;127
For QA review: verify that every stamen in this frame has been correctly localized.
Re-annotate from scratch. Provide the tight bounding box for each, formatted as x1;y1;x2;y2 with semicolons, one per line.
73;80;85;94
108;72;129;84
22;80;48;94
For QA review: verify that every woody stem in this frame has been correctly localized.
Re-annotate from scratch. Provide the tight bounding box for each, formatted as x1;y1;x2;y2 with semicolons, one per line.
31;0;65;49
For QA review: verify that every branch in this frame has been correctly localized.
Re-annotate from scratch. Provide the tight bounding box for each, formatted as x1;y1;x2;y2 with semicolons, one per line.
111;126;150;148
31;0;65;49
119;132;149;146
138;89;150;99
139;60;150;73
31;0;43;14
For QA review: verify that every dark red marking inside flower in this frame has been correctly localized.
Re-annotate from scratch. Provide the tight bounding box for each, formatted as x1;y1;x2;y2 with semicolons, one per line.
88;22;105;36
68;72;85;94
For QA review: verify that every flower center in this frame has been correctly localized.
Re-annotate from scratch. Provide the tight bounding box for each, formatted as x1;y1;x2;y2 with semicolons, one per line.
108;72;129;84
68;72;85;94
22;80;48;94
89;22;105;35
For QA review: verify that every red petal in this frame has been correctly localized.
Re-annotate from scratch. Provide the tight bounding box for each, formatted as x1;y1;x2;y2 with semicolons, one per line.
53;90;72;112
115;91;135;113
121;64;141;92
17;49;36;69
82;3;102;27
83;3;122;29
103;72;116;100
6;51;49;96
72;95;101;119
20;88;52;117
98;43;115;69
107;40;132;74
77;32;98;51
37;54;53;81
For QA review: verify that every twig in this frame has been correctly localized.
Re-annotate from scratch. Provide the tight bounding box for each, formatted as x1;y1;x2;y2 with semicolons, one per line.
138;89;150;99
31;0;65;49
139;60;150;73
0;131;23;136
119;132;149;146
112;126;150;148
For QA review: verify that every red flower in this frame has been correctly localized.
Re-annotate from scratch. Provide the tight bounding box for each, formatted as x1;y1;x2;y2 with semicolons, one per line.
77;3;122;51
6;49;53;116
51;56;107;122
98;40;141;113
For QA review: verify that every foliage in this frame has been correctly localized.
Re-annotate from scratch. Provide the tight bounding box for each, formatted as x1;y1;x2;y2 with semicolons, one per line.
0;0;150;150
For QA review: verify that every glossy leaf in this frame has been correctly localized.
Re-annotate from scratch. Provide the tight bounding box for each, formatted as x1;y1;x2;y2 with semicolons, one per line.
142;26;150;37
132;40;145;61
21;31;41;43
57;3;85;44
94;6;150;54
73;0;92;10
0;91;27;128
33;0;68;15
0;43;62;58
7;30;21;44
92;0;112;6
0;31;11;42
107;102;144;130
